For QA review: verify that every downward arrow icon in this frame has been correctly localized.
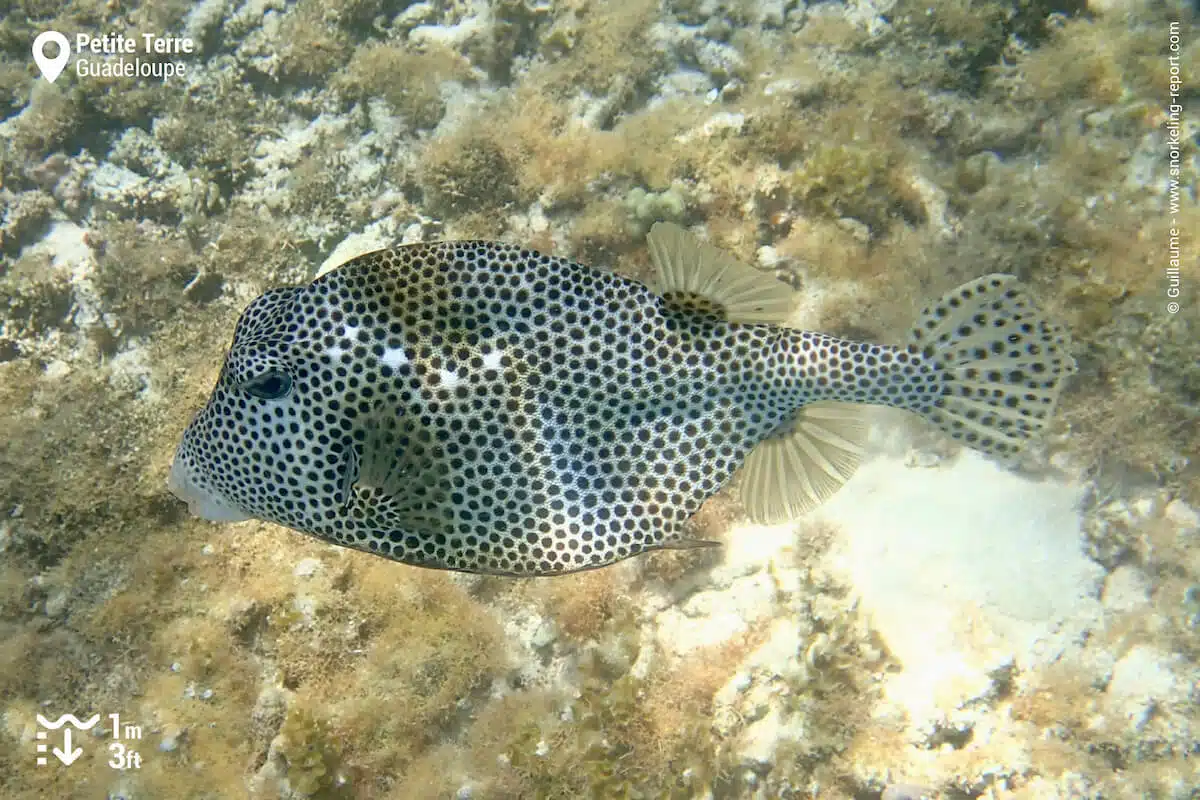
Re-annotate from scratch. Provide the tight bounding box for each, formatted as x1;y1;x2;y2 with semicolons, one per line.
53;728;82;766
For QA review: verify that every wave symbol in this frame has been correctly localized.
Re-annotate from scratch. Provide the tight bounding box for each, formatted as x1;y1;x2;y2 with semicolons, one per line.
36;714;101;730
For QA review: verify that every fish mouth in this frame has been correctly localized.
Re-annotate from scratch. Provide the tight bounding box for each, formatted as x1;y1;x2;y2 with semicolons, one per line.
167;454;251;523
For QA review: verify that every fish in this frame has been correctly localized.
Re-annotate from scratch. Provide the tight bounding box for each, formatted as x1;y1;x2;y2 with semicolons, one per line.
167;222;1075;576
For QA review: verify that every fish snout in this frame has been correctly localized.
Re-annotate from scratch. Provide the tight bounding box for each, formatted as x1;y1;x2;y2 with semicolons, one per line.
166;450;251;523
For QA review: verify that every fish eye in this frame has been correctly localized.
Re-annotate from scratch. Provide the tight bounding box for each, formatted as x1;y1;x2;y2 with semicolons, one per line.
241;371;292;400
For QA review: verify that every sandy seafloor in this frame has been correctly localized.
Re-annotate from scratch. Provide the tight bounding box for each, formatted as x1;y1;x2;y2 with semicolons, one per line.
0;0;1198;798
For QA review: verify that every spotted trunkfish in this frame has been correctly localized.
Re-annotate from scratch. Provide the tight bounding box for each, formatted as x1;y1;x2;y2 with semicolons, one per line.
167;223;1075;576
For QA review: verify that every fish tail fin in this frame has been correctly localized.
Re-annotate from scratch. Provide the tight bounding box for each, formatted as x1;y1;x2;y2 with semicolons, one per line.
909;274;1075;458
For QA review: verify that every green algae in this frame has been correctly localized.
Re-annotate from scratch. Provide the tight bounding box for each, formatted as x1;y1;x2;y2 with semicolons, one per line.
277;707;348;798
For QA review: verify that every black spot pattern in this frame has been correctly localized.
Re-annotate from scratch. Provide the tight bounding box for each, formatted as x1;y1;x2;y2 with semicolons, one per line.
173;242;939;575
906;275;1073;457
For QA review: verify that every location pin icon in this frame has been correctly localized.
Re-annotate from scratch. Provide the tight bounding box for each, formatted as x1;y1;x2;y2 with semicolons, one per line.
32;31;70;83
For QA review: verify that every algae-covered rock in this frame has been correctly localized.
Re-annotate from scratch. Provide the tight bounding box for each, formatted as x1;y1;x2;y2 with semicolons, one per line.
0;0;1196;798
276;707;348;798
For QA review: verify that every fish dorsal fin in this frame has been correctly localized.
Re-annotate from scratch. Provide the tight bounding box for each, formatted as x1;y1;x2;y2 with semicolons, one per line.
646;222;794;324
739;401;870;523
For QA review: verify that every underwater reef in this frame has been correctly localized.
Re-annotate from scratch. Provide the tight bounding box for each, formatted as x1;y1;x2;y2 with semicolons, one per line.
0;0;1197;797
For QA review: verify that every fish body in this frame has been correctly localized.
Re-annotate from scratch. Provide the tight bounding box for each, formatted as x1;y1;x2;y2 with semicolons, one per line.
168;225;1074;576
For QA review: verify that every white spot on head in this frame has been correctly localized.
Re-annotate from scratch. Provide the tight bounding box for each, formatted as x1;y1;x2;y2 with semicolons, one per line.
381;347;409;369
326;345;346;359
482;350;503;370
438;368;461;388
341;324;360;342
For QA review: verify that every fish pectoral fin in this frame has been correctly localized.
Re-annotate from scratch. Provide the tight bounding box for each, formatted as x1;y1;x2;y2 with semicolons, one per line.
659;537;721;550
358;408;439;495
646;221;793;325
739;401;871;524
357;408;456;531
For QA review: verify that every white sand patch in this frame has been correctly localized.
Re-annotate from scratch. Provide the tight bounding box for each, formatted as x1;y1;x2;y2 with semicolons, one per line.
818;445;1104;725
649;521;800;657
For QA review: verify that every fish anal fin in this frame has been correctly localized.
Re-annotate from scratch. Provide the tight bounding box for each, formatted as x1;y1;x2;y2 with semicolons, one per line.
740;401;870;524
646;221;793;325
